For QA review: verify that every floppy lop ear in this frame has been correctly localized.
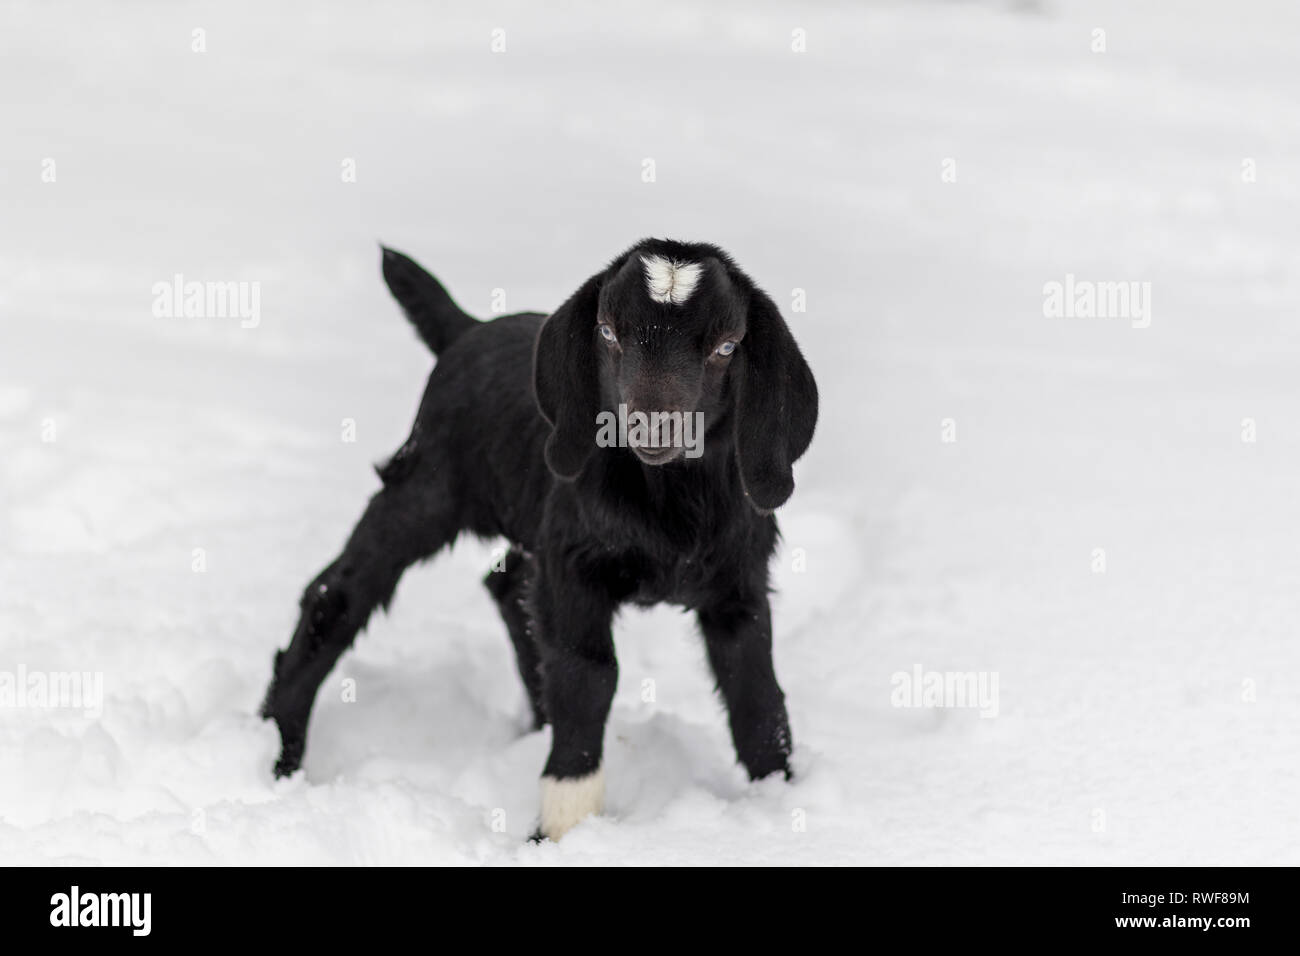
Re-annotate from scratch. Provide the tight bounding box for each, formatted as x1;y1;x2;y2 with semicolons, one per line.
533;272;605;479
734;288;819;514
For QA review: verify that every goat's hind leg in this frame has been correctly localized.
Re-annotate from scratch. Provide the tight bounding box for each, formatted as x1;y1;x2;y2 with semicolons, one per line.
261;478;457;777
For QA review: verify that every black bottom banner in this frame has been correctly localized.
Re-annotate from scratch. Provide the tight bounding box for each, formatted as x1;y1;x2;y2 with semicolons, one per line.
0;865;1279;943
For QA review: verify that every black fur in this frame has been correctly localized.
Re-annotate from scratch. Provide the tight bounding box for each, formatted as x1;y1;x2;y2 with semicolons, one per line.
261;240;818;824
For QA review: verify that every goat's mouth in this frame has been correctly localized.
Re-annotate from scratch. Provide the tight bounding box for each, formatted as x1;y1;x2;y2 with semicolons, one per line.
631;445;684;466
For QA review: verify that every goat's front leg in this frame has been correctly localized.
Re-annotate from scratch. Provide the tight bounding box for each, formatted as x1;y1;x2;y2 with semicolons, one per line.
697;590;792;781
531;558;618;841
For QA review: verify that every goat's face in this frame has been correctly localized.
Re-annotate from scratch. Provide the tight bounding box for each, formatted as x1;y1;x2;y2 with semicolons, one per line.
534;239;818;512
591;253;745;465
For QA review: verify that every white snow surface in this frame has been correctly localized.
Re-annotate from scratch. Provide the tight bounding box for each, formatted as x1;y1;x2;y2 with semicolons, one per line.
2;0;1299;865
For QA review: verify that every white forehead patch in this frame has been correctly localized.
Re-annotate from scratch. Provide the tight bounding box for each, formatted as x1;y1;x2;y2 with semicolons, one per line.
640;254;703;305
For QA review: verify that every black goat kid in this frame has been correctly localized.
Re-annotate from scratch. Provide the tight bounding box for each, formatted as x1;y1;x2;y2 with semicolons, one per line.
261;240;818;840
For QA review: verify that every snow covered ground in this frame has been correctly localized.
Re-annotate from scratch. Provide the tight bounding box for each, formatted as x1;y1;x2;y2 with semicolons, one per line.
3;0;1299;865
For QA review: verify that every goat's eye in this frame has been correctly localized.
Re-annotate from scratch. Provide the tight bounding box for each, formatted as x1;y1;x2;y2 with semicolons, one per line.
715;340;736;356
599;323;617;343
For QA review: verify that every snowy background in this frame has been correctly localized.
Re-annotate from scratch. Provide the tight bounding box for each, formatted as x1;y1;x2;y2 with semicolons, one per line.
3;0;1299;865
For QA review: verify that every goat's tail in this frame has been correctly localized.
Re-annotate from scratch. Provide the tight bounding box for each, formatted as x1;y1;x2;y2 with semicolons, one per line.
380;246;478;355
